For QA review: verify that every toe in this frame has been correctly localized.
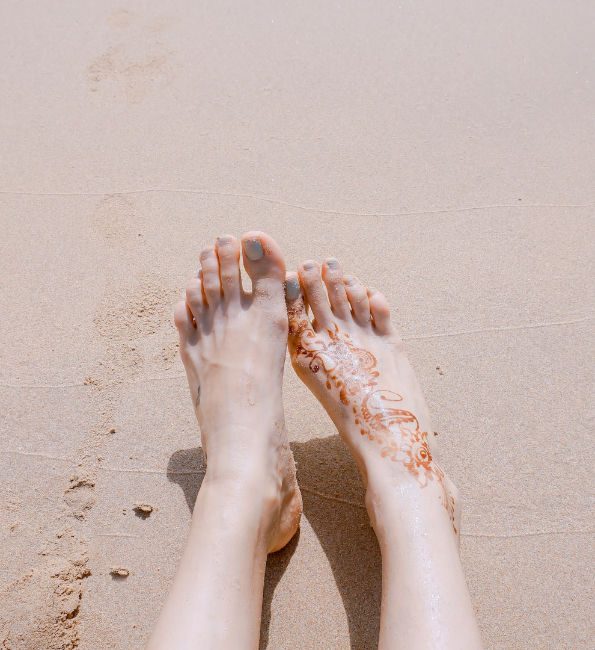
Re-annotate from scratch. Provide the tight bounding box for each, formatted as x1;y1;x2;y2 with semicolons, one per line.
199;247;221;306
174;300;197;340
185;276;204;323
285;272;314;350
298;261;333;331
322;258;351;320
241;231;286;304
368;288;392;334
215;235;242;303
344;275;371;325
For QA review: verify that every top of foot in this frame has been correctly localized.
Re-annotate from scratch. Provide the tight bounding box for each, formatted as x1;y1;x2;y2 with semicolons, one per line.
285;258;459;533
174;231;302;552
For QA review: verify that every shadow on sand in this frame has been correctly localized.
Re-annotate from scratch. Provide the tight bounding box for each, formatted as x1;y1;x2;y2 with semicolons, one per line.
167;434;381;649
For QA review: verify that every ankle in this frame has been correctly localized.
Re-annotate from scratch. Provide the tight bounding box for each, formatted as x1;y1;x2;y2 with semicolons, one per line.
203;464;281;500
188;479;275;560
199;469;282;526
364;469;455;539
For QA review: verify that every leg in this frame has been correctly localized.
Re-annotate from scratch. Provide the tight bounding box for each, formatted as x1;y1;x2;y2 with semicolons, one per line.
285;260;482;649
148;232;302;650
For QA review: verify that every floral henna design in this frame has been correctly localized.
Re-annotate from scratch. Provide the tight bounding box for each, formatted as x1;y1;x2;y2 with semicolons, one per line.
293;323;457;533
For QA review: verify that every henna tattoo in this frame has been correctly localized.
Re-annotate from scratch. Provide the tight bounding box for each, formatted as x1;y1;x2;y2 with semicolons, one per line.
293;323;457;532
195;384;201;410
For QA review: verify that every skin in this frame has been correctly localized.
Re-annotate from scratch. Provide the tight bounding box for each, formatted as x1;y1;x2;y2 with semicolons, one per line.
286;259;483;650
148;233;483;650
148;232;302;650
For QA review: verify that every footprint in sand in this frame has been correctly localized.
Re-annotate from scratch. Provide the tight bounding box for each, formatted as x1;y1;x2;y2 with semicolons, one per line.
88;6;175;106
87;44;174;104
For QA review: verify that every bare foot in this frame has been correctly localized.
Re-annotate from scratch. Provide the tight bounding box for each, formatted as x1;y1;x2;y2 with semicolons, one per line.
285;259;460;534
174;232;302;552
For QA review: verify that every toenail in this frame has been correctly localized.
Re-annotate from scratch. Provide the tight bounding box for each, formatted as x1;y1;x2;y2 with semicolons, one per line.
344;275;357;285
216;236;233;246
302;261;316;271
326;258;339;269
244;238;264;261
200;248;215;260
285;277;300;301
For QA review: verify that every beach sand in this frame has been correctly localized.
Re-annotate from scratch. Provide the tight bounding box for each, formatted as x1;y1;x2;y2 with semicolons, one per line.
0;1;593;648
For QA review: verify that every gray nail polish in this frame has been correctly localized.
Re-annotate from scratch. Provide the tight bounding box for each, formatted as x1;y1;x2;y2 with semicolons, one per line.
326;258;339;269
302;261;316;271
285;277;300;301
216;236;233;246
244;239;264;261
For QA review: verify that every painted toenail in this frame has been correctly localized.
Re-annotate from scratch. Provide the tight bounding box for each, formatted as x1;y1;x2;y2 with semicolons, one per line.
302;261;316;271
285;277;300;301
326;258;339;269
244;238;264;261
344;275;356;285
216;236;233;246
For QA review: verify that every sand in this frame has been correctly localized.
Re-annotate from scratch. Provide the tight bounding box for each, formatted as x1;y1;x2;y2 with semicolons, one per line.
0;1;593;648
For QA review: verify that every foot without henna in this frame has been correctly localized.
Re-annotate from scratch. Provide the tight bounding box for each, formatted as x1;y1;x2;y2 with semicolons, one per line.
174;231;302;552
285;259;460;534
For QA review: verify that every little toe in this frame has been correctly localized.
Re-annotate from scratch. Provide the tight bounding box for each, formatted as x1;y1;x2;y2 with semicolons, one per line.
215;235;242;303
322;258;351;320
185;277;204;323
368;288;392;334
241;231;286;305
285;272;313;340
199;247;221;306
344;275;371;325
298;261;334;331
174;300;197;341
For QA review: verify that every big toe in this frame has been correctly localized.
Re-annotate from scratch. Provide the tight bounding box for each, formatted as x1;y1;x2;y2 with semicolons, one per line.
241;231;286;304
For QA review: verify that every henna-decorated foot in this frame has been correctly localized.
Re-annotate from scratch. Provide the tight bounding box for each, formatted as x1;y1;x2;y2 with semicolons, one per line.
285;259;460;534
174;232;302;552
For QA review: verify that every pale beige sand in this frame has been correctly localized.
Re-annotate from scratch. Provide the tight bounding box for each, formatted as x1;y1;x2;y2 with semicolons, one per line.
1;1;594;648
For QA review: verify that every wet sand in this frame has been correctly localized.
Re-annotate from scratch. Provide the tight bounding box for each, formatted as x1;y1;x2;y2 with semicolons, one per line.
0;1;593;648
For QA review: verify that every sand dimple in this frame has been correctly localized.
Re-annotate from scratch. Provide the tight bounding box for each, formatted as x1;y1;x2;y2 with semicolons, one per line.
107;9;134;29
94;279;174;341
0;532;90;650
158;340;180;369
86;44;174;104
64;476;97;521
107;8;173;33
